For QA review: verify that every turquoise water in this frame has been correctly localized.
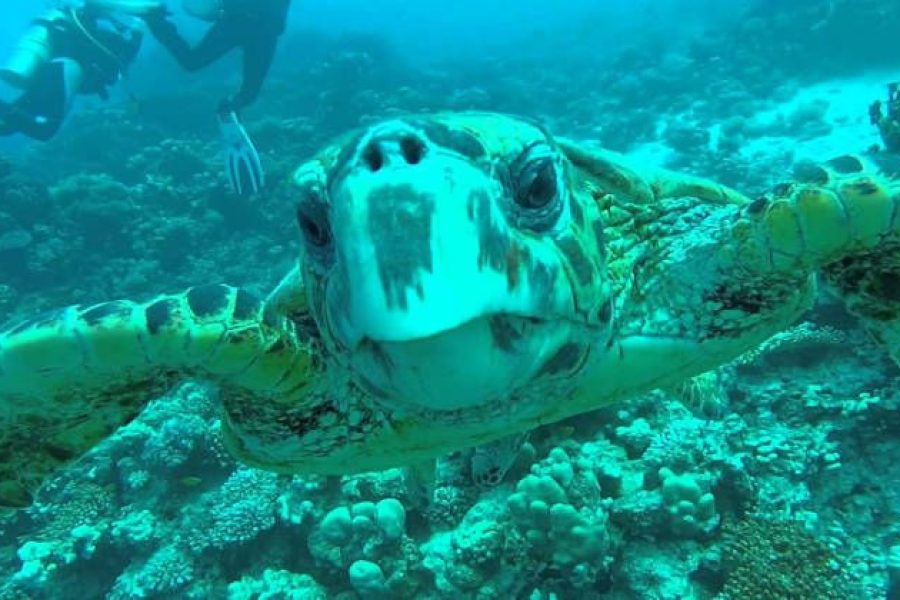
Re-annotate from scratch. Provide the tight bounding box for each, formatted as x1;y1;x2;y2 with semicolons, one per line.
0;1;899;598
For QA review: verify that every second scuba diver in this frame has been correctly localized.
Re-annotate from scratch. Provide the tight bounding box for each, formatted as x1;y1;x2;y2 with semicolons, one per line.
0;0;159;141
143;0;293;197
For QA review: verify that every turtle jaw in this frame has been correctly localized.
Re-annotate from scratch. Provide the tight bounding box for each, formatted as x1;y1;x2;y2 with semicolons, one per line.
346;312;592;411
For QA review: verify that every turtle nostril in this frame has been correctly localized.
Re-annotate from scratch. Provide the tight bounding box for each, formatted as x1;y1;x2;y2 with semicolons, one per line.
362;143;384;172
400;136;426;165
360;134;427;171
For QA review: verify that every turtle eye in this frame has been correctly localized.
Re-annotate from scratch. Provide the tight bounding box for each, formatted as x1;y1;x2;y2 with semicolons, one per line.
296;199;335;273
297;206;331;248
295;186;335;272
297;202;332;250
515;157;558;209
507;146;563;232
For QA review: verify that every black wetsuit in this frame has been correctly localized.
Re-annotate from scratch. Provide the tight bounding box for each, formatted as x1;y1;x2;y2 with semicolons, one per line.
0;8;142;141
147;0;291;115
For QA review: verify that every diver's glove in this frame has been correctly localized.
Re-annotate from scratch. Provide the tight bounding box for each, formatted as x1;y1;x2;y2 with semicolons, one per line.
218;111;264;197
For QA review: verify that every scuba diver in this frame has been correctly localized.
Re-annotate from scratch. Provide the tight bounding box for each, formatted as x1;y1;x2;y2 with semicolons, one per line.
0;1;159;142
143;0;293;197
870;82;900;154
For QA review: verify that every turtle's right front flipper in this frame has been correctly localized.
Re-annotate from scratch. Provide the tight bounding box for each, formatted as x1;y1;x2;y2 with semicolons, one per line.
727;155;900;365
0;284;321;509
824;250;900;366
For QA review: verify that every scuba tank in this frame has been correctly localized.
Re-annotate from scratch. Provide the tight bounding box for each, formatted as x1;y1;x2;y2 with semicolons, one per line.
0;1;154;89
0;9;68;89
0;56;85;141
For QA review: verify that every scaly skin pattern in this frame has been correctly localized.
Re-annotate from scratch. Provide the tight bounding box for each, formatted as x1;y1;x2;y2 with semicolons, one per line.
0;285;324;508
1;112;898;509
808;155;900;364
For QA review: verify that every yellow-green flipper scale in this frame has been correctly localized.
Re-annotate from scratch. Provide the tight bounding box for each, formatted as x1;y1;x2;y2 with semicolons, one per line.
725;155;900;274
0;284;323;508
787;154;900;365
699;153;900;365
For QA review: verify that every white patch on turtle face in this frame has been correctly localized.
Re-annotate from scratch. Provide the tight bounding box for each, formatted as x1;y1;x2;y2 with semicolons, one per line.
315;118;594;413
324;121;572;350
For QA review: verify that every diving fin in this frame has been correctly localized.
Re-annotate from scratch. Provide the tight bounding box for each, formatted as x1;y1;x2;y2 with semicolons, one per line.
218;111;264;197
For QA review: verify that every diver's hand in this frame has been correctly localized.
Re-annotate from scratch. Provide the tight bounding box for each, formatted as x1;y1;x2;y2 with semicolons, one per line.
218;111;264;197
137;2;172;28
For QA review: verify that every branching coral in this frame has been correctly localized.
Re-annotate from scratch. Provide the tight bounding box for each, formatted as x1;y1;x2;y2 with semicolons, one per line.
507;447;612;571
109;545;194;599
182;468;280;552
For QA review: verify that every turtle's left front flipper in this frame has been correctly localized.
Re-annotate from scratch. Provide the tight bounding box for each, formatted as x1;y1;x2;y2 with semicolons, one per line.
0;284;320;509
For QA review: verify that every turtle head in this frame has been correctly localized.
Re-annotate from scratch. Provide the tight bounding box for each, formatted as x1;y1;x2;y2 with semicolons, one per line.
293;113;612;410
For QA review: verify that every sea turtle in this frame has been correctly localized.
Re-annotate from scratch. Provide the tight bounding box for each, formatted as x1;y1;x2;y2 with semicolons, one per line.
1;111;898;509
